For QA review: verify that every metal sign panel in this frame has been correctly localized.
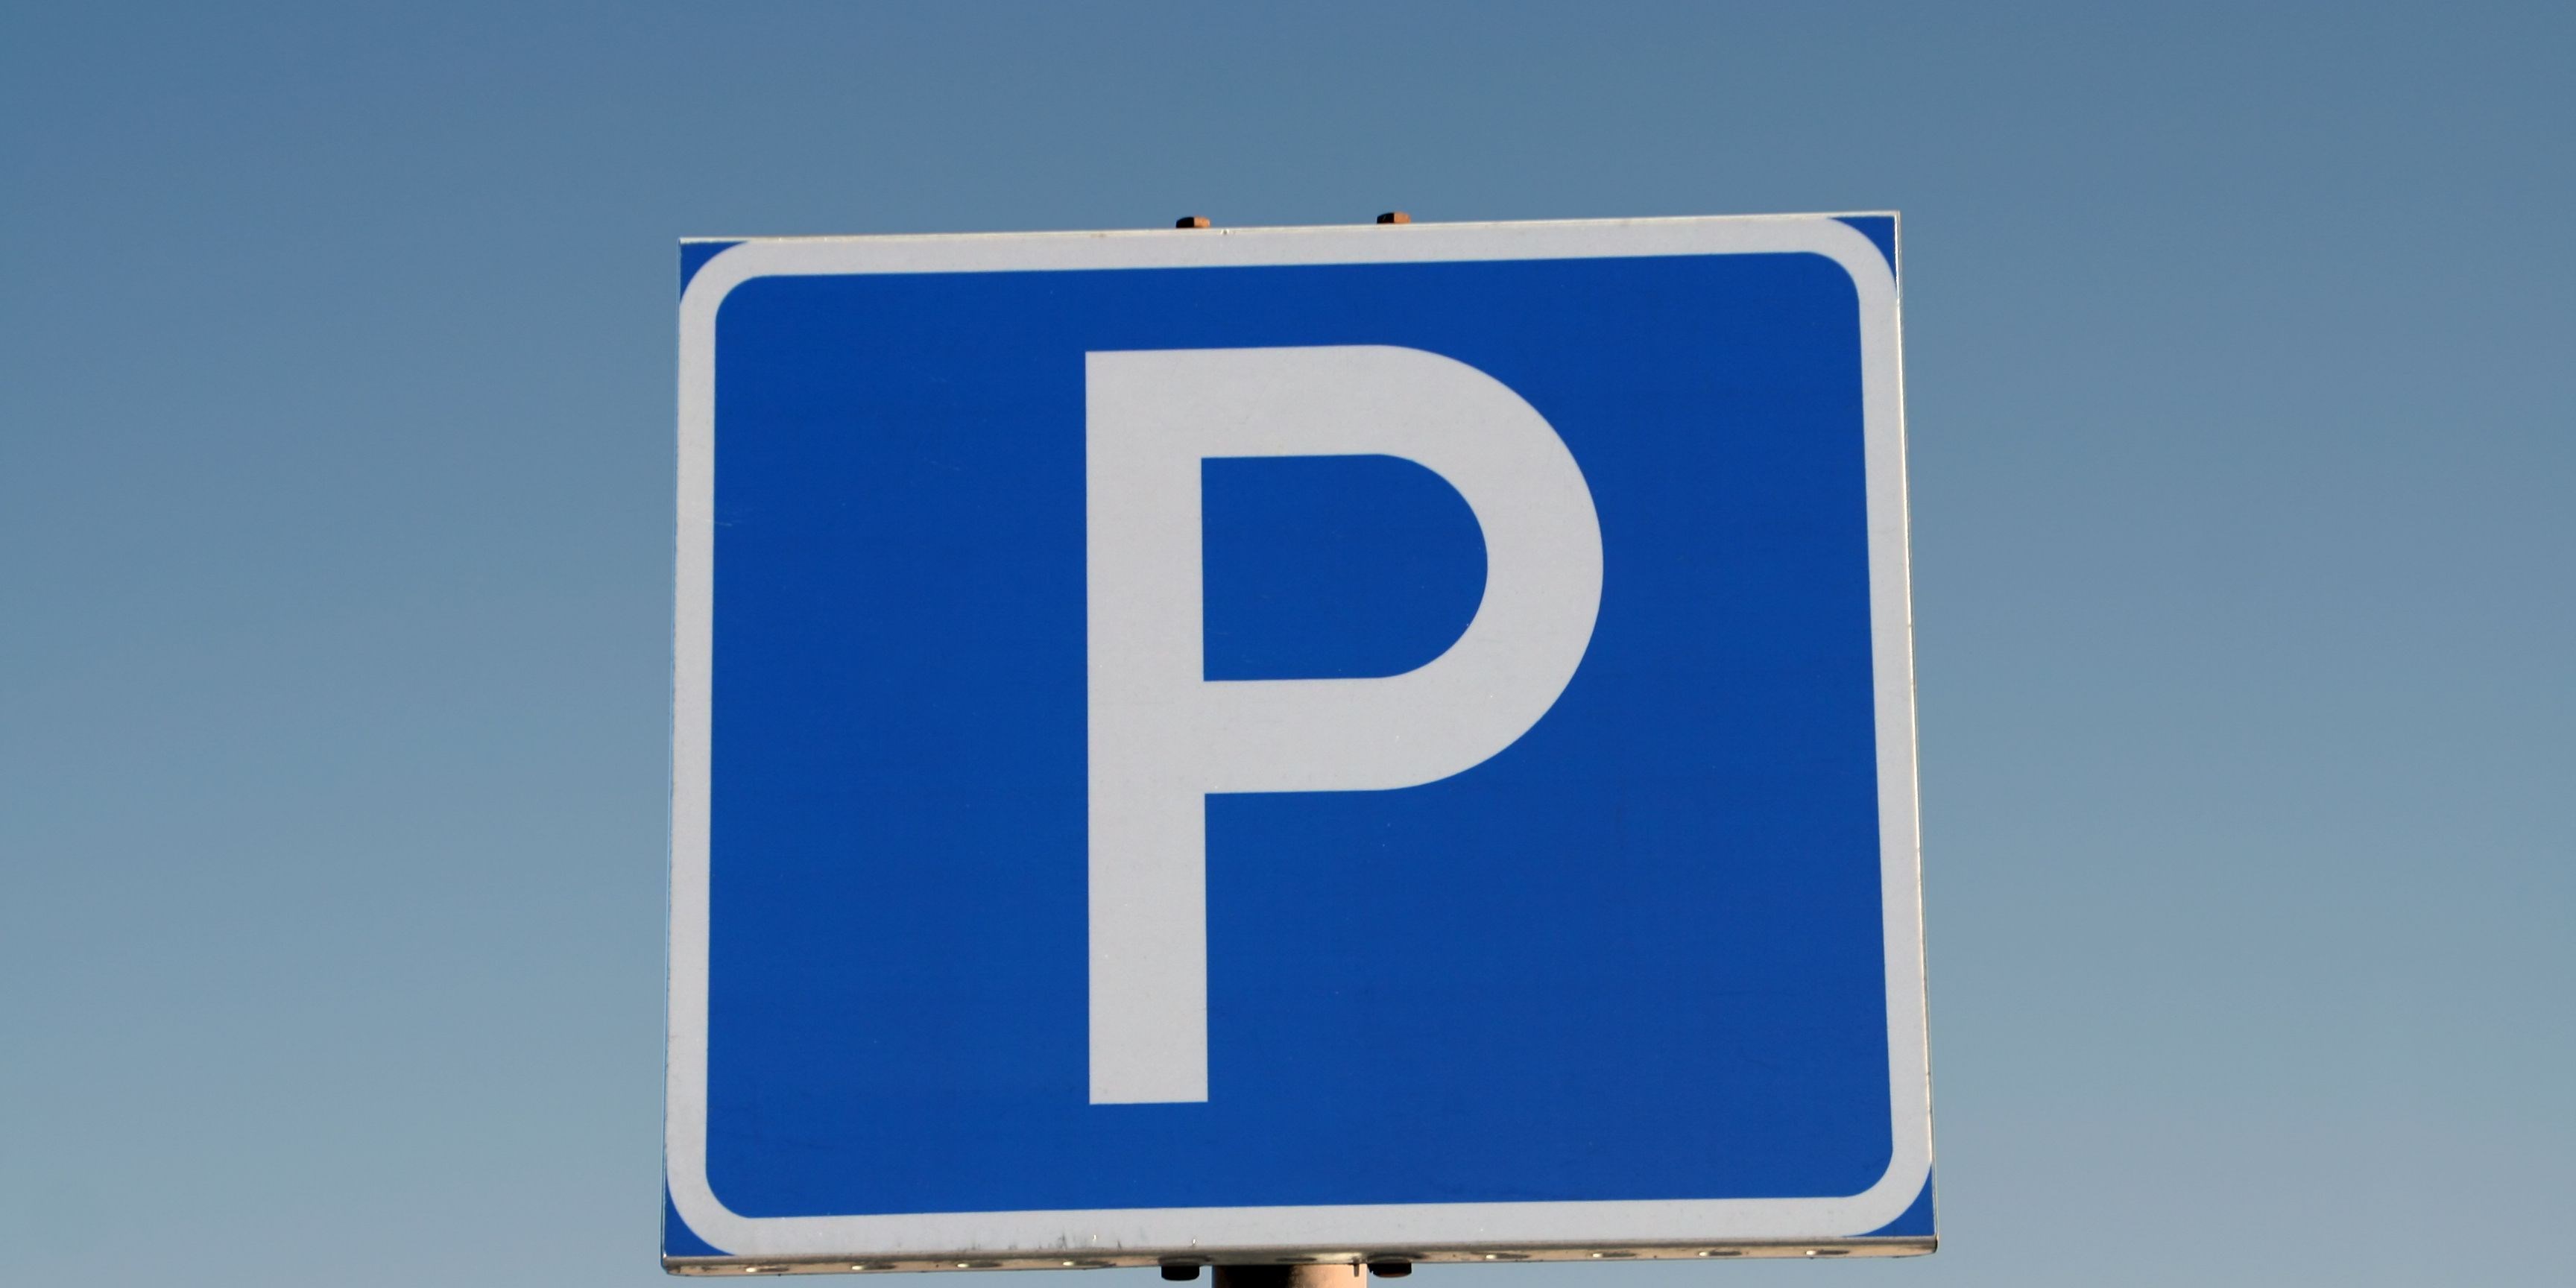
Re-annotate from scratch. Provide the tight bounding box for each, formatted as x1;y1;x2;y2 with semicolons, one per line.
666;215;1933;1273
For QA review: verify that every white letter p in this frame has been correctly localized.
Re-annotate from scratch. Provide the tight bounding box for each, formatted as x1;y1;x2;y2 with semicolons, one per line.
1086;345;1603;1105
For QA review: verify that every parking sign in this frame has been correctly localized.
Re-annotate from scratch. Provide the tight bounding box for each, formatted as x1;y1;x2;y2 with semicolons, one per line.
666;215;1933;1272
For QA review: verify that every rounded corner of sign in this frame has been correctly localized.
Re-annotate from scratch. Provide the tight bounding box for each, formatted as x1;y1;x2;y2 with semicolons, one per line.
1786;220;1898;306
665;1156;750;1257
1841;1142;1933;1237
676;244;775;329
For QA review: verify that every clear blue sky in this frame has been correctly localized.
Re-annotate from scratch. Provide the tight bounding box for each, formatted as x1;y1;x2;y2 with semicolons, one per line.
2;3;2568;1285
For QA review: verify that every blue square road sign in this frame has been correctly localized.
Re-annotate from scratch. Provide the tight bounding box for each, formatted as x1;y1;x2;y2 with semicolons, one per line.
666;215;1933;1271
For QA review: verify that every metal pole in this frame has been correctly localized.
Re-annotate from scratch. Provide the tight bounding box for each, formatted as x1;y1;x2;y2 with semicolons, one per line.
1213;1266;1376;1288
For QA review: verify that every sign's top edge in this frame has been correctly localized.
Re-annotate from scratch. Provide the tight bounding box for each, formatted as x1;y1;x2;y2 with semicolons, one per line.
678;212;1899;247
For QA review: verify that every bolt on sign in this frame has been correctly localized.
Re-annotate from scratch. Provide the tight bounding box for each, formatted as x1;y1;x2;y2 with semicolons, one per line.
666;214;1935;1274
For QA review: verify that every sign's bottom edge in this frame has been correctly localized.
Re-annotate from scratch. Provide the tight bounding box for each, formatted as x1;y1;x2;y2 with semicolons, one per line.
665;1237;1936;1275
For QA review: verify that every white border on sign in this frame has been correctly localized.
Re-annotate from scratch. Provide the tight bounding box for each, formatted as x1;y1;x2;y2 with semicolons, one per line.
669;215;1929;1258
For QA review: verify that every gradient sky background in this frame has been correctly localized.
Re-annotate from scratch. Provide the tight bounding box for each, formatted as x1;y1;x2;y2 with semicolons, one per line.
3;3;2569;1285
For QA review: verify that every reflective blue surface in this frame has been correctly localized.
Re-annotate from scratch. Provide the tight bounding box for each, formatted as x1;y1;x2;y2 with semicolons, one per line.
702;253;1892;1218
